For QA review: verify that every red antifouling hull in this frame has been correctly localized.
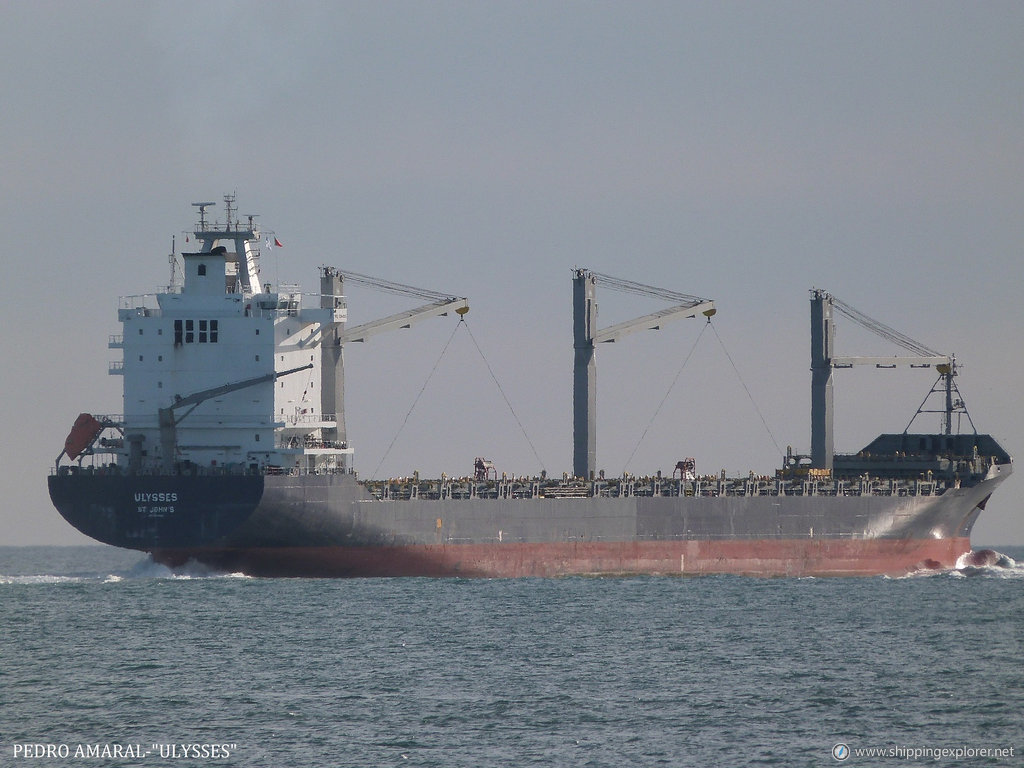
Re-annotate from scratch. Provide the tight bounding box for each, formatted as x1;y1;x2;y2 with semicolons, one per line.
154;537;971;578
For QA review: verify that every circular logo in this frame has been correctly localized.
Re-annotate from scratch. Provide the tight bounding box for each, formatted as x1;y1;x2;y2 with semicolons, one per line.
832;743;850;761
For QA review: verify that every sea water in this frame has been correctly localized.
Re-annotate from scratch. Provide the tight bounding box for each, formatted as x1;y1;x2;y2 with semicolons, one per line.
1;546;1022;767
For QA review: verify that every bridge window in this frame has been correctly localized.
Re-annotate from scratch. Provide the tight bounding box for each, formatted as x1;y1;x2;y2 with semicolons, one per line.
198;264;207;276
174;318;219;344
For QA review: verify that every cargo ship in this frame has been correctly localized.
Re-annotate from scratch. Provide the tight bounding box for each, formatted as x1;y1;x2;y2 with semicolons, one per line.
48;198;1012;577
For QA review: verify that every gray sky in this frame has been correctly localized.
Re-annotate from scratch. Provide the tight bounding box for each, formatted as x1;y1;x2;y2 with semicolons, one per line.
2;1;1021;545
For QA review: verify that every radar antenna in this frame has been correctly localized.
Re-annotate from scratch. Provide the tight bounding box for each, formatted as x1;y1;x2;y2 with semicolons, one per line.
191;202;216;229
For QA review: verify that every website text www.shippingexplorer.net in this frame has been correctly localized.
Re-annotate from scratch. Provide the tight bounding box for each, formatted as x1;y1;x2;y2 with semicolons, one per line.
832;743;1016;762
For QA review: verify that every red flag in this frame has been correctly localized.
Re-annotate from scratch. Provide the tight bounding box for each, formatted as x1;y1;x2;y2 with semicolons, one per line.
274;237;283;247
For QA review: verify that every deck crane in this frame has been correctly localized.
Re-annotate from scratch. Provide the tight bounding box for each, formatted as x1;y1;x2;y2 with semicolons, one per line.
810;289;959;471
328;269;469;343
156;364;314;473
317;267;468;455
56;365;316;473
573;269;716;480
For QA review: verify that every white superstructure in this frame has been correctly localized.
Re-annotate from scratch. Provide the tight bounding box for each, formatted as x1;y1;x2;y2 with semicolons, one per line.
110;196;352;474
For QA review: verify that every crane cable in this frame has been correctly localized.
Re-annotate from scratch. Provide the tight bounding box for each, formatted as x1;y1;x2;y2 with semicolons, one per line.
458;320;548;474
709;322;784;460
330;267;460;303
828;294;941;357
590;270;710;307
622;319;784;474
370;317;548;479
622;321;709;474
370;320;461;480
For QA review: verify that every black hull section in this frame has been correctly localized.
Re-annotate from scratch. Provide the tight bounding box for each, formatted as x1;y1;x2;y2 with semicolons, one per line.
47;473;264;549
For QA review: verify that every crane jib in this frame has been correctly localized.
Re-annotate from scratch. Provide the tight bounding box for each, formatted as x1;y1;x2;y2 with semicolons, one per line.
167;363;314;412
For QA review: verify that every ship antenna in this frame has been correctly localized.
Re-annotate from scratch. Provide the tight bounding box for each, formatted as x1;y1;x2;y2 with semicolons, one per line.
169;235;176;288
224;193;236;232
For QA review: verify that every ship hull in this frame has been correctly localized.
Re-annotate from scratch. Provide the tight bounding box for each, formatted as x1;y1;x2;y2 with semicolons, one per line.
48;466;1008;578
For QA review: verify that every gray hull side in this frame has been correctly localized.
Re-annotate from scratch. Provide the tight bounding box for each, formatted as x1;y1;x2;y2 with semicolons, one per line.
224;470;1006;548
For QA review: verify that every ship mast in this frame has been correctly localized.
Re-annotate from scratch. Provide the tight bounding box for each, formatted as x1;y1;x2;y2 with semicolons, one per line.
190;196;261;295
902;358;976;436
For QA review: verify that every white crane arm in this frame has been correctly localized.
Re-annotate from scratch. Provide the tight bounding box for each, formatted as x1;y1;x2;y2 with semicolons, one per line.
340;298;469;343
594;300;716;344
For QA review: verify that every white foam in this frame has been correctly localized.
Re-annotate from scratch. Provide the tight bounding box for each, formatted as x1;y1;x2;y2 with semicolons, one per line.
125;556;251;580
0;574;84;585
896;549;1024;580
2;556;253;585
